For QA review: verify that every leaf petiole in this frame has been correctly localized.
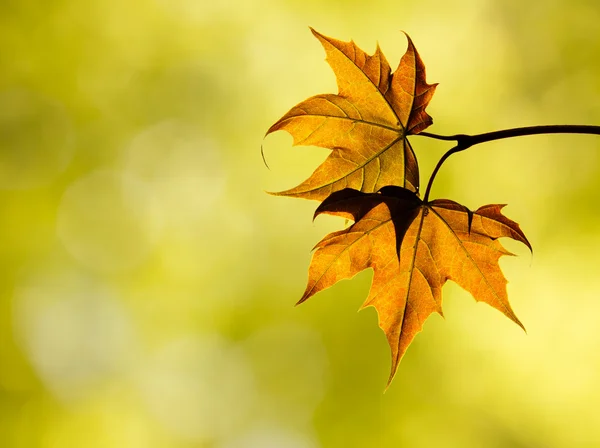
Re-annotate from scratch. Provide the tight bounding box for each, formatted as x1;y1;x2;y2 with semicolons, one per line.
420;125;600;202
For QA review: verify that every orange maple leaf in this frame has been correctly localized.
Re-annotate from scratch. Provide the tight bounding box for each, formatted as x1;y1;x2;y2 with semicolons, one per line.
266;28;437;200
300;187;531;385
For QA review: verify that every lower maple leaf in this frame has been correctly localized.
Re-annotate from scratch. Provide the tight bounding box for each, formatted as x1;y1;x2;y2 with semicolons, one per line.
300;187;531;386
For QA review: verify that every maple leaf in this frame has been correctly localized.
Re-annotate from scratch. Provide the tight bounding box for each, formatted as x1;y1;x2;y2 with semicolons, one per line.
300;187;531;385
266;28;437;201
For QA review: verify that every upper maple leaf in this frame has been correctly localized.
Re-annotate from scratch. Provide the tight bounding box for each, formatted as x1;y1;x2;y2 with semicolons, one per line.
266;28;437;201
300;187;531;386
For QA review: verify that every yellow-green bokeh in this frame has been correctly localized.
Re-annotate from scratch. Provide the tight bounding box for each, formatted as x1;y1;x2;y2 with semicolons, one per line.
1;1;600;446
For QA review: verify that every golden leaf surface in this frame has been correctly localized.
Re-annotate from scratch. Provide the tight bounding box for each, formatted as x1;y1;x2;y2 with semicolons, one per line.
300;187;531;385
266;29;437;201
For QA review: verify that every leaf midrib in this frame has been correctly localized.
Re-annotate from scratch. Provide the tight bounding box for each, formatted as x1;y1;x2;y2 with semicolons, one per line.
276;113;401;134
394;206;426;367
285;135;406;196
303;216;391;300
428;206;514;318
321;33;407;133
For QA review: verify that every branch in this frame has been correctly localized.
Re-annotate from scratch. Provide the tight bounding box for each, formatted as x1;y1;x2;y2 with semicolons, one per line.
420;125;600;149
420;125;600;202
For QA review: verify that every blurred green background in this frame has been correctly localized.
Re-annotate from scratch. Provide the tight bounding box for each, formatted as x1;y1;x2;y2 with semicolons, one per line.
1;0;600;447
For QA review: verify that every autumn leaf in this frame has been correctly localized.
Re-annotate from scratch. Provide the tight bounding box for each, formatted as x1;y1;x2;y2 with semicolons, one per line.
300;187;531;385
266;28;437;201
